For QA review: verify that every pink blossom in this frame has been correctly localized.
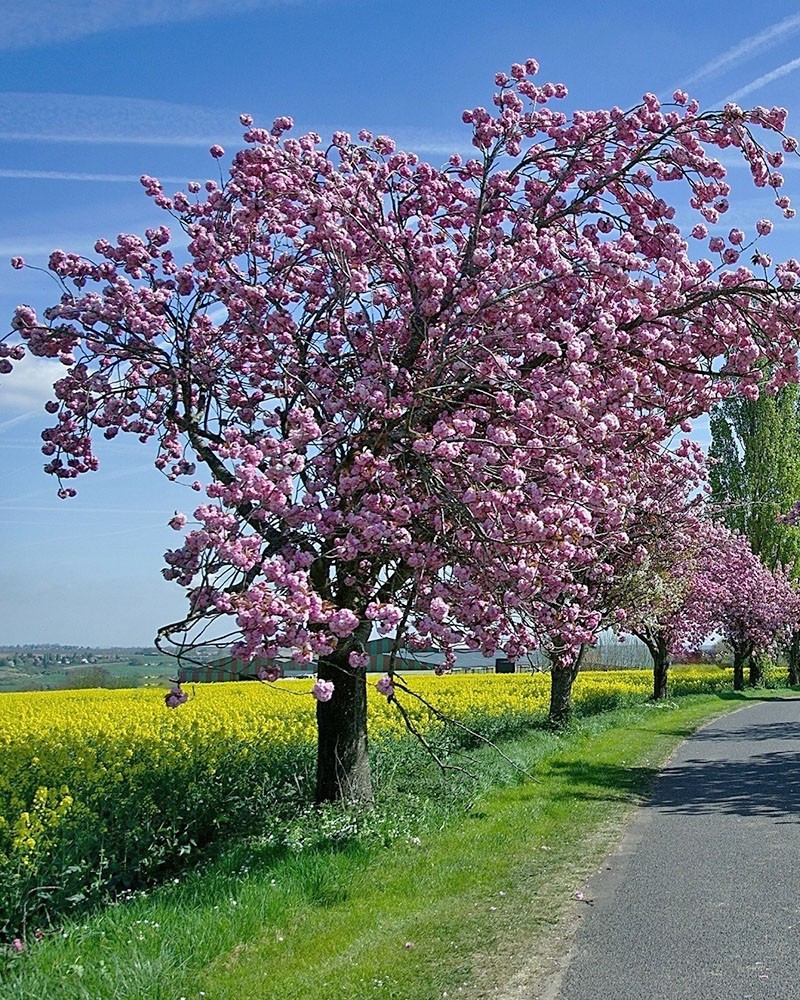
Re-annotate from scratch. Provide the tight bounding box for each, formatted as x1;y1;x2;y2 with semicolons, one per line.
6;57;800;758
257;663;282;682
11;938;24;953
209;145;225;159
10;256;25;270
311;679;334;702
428;597;450;622
365;602;403;634
327;608;359;638
271;115;293;134
164;684;188;709
375;674;395;698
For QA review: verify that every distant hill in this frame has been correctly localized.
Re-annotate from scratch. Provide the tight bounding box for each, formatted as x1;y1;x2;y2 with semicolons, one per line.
0;645;197;693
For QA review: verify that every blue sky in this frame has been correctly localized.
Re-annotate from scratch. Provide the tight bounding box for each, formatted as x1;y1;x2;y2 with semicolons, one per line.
4;0;800;646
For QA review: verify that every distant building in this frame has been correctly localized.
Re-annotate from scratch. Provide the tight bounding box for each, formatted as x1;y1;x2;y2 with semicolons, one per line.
178;656;284;684
176;630;651;684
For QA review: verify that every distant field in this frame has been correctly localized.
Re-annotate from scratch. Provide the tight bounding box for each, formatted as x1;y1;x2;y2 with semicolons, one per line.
0;650;177;692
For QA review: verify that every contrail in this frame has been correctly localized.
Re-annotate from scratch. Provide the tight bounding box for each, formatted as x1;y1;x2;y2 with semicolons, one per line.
683;13;800;86
723;54;800;103
2;0;304;52
0;169;195;183
0;413;37;433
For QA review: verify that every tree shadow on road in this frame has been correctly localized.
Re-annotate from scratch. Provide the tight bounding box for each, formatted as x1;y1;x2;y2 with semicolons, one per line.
546;752;800;821
650;749;800;821
687;719;800;743
542;697;800;819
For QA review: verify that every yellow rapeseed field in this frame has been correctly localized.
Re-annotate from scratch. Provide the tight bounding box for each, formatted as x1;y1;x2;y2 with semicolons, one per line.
0;666;731;776
0;666;731;823
0;665;732;936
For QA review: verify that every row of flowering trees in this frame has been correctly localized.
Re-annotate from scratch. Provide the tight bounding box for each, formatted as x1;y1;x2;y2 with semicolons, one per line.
5;60;800;801
529;439;800;715
624;515;800;698
691;530;800;688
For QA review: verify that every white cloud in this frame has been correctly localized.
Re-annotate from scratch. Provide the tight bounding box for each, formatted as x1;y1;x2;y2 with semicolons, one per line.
0;91;469;157
0;354;63;414
0;505;169;515
0;412;36;433
1;0;305;52
0;235;95;258
384;128;472;157
683;14;800;87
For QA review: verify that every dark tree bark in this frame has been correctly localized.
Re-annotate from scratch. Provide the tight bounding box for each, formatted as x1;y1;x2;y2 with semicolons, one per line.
732;643;749;692
789;629;800;686
635;628;670;701
748;651;765;688
652;660;669;701
314;622;373;804
547;644;585;726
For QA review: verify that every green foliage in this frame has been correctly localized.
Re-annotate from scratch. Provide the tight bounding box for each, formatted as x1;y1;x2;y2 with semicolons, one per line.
709;385;800;572
752;657;788;689
55;666;133;690
0;741;316;941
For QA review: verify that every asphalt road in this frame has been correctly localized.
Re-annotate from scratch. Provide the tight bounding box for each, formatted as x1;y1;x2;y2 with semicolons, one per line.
553;698;800;1000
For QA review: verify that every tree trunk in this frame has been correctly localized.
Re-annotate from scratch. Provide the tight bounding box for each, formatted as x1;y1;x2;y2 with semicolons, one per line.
315;633;373;805
789;629;800;686
636;627;671;701
732;643;747;692
547;645;585;727
651;632;670;701
748;651;765;688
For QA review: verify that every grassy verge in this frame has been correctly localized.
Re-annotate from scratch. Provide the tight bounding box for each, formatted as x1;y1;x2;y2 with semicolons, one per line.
0;690;782;1000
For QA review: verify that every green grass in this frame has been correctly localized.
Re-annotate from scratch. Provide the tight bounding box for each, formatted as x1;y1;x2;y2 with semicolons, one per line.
0;690;785;1000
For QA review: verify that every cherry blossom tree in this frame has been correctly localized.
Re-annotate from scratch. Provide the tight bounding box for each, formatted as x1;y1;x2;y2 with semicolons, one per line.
681;529;800;689
601;450;710;701
540;441;707;719
5;61;800;800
